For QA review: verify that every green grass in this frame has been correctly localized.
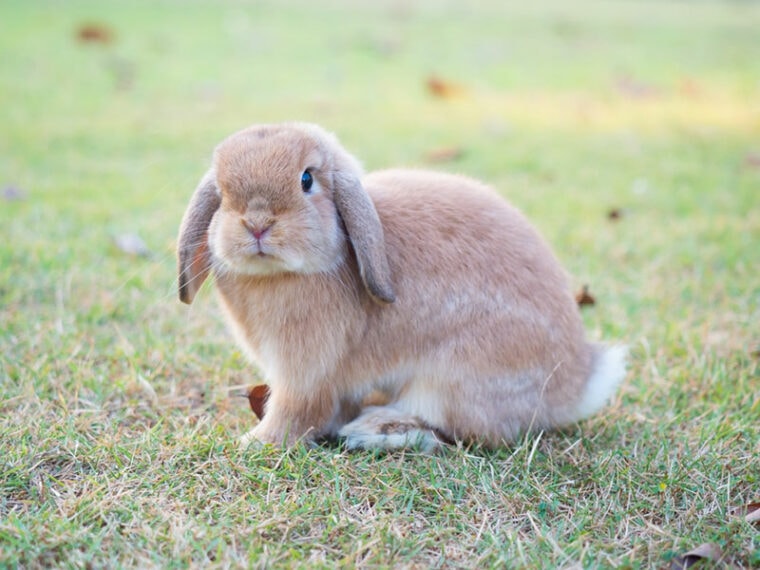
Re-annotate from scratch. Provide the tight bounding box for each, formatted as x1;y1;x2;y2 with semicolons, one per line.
1;0;759;567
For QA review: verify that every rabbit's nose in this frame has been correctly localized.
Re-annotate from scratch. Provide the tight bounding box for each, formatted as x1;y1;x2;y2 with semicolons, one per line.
241;218;272;240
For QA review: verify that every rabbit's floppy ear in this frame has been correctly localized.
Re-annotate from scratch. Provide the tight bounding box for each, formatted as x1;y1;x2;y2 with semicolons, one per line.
177;168;221;304
333;170;396;305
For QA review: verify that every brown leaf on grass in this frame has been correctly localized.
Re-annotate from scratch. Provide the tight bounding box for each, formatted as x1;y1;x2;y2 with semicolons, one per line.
670;543;733;570
575;285;596;307
607;208;623;221
424;146;465;163
247;385;270;420
729;502;760;526
426;75;465;99
76;23;115;44
113;233;152;258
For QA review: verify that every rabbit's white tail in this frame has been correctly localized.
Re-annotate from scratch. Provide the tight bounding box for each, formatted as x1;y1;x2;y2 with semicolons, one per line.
571;344;627;421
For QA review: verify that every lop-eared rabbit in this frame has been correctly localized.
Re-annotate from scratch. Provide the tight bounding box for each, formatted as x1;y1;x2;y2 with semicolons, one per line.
178;123;626;451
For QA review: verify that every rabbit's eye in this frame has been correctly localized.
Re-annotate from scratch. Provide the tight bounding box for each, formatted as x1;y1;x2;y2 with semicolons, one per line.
301;170;314;193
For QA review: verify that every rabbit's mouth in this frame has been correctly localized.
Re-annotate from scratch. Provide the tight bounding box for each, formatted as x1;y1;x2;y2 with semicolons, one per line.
252;251;278;262
244;240;275;260
244;246;279;264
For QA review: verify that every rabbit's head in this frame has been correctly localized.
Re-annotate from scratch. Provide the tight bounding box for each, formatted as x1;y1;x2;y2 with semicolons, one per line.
177;123;395;305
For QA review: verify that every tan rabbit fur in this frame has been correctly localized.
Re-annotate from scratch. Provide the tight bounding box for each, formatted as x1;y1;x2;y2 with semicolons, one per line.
178;122;626;450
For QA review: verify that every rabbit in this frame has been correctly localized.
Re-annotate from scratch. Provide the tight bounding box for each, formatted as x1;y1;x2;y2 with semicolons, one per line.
177;122;626;451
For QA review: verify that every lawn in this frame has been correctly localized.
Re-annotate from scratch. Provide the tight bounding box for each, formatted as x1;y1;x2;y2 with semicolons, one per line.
1;0;758;567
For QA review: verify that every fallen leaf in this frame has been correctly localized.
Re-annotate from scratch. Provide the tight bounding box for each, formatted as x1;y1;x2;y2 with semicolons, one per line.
247;385;270;420
670;543;730;570
424;146;465;163
426;75;465;99
113;233;152;258
76;23;115;44
607;208;623;221
729;502;760;526
2;185;27;201
575;285;596;307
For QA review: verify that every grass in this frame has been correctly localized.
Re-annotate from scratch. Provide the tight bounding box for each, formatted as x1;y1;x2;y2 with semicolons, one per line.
1;0;759;567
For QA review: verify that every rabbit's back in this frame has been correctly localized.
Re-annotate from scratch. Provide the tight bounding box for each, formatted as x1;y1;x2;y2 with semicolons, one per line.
358;169;594;437
363;168;579;340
